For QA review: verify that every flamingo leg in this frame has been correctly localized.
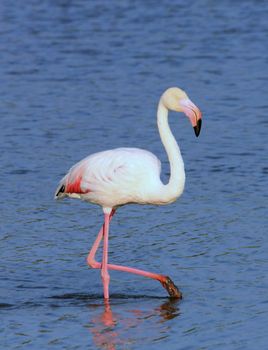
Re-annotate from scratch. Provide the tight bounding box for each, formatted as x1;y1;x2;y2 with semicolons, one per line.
87;209;115;268
102;213;110;299
87;210;181;299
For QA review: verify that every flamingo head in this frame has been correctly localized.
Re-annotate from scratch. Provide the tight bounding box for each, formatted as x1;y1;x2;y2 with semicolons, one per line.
161;87;202;137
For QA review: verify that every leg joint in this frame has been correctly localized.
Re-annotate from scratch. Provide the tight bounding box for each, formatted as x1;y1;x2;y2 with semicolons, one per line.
87;257;100;269
101;270;110;283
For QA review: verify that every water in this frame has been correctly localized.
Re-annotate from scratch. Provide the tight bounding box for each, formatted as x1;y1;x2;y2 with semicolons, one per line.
1;0;268;349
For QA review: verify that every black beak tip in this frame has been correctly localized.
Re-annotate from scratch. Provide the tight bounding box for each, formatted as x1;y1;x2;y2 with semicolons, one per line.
193;119;202;137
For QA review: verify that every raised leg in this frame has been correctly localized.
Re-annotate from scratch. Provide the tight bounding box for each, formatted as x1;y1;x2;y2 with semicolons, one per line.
87;209;115;268
99;262;182;299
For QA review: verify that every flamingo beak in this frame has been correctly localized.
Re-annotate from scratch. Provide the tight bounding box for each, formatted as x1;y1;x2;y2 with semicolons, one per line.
180;99;202;137
194;118;202;137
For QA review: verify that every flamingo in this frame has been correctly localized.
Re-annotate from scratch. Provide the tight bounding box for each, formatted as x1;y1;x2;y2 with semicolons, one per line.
55;87;202;300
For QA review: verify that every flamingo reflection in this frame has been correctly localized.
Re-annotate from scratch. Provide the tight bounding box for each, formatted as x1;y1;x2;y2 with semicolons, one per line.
89;297;180;349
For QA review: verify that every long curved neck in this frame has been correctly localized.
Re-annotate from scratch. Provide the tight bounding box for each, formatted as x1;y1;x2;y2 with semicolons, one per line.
157;100;185;202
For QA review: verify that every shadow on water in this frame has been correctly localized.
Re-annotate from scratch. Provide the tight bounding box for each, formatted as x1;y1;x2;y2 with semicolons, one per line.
50;293;181;349
50;292;174;302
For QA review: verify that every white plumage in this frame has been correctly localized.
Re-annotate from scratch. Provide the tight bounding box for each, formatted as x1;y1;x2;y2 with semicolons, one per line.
56;147;163;208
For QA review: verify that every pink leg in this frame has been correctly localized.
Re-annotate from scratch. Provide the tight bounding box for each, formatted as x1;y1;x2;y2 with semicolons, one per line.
87;209;115;268
87;211;162;281
102;213;110;299
87;210;181;299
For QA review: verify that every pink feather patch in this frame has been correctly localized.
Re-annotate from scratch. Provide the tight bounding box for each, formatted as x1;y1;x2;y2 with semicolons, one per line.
66;176;90;194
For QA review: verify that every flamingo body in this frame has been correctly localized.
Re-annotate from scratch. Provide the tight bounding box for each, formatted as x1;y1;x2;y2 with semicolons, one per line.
55;87;202;299
56;147;165;208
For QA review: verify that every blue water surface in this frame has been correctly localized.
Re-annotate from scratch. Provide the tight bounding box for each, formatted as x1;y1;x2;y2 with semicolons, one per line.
1;0;268;349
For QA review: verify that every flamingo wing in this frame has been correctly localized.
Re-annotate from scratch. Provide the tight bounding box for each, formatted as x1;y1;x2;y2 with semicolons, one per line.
55;147;162;208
